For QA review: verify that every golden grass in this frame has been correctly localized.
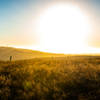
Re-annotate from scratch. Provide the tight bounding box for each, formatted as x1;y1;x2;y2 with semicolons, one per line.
0;56;100;100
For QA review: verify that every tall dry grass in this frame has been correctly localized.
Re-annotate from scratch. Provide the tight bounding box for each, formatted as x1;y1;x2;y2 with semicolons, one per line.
0;56;100;100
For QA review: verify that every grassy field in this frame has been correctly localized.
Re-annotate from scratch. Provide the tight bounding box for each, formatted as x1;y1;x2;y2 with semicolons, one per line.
0;56;100;100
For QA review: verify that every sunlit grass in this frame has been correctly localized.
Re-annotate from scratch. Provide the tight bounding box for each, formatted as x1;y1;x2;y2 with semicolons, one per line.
0;56;100;100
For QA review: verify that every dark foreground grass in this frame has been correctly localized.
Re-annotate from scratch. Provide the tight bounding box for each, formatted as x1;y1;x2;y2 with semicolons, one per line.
0;56;100;100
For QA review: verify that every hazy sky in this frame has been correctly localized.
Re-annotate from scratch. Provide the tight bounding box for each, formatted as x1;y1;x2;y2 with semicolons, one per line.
0;0;100;53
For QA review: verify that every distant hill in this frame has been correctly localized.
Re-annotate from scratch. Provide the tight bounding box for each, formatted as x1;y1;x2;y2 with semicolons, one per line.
0;47;64;61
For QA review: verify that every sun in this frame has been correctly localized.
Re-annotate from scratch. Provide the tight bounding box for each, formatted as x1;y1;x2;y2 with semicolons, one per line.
36;4;91;54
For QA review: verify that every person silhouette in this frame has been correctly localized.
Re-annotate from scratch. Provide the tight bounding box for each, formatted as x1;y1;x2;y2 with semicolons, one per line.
10;56;12;61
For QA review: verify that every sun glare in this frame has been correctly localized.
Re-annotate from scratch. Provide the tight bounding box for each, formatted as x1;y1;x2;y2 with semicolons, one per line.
36;4;91;54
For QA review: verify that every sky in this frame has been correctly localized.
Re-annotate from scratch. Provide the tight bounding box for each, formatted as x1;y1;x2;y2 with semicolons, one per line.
0;0;100;53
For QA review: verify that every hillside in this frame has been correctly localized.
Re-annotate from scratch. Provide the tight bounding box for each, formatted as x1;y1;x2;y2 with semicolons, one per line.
0;47;63;61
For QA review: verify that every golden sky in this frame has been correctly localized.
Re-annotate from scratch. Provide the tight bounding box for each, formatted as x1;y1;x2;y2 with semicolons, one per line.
0;0;100;53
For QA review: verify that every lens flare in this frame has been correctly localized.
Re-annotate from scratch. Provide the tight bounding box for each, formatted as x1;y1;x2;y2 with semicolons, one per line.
36;4;91;53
